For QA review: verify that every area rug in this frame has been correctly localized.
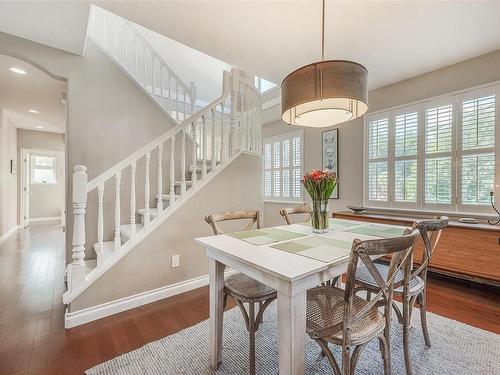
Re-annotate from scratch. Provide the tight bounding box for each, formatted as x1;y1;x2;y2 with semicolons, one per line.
86;303;499;374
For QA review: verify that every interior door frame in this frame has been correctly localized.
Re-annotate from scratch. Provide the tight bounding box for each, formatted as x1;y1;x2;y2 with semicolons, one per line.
19;148;65;228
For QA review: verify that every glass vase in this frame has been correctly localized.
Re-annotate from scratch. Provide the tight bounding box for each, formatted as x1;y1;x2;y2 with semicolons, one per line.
311;200;329;233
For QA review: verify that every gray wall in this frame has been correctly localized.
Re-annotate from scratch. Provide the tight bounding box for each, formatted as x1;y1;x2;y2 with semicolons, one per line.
17;129;65;220
263;49;500;226
0;31;177;260
0;107;18;237
70;152;263;311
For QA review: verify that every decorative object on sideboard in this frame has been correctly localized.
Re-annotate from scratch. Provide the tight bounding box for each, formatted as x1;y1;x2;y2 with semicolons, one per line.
301;170;337;233
458;217;479;224
347;206;366;214
280;0;368;128
488;191;500;225
322;128;339;199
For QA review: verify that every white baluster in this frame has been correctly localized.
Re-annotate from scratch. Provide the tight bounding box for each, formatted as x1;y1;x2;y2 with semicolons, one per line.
183;88;187;120
181;129;187;195
220;102;227;164
211;108;217;170
202;115;208;178
143;44;147;89
190;82;197;117
114;172;121;251
168;72;171;116
161;66;165;110
97;183;104;261
144;152;151;227
152;55;156;97
130;161;136;239
170;136;176;205
176;82;180;122
68;165;87;290
157;144;163;212
191;121;198;187
134;35;138;77
123;22;128;68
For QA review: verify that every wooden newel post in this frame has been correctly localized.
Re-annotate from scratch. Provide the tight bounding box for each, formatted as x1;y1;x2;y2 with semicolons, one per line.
69;165;88;290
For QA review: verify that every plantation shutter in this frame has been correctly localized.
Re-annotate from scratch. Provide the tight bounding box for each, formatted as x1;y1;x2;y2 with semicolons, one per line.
460;91;496;206
263;131;303;202
394;111;418;203
367;117;389;202
424;103;453;205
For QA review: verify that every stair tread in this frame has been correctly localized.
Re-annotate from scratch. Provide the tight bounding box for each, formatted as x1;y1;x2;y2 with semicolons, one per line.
137;208;159;216
159;194;181;200
121;223;144;240
174;180;193;186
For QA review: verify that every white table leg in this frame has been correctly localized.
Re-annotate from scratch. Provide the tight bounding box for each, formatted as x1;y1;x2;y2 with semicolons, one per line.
278;289;306;375
209;257;226;369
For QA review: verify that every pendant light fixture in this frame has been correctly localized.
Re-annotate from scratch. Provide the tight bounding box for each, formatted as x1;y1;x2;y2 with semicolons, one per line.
281;0;368;127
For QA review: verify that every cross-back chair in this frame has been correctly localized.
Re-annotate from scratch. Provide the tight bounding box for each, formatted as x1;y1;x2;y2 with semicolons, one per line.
279;205;311;225
354;216;448;375
204;210;276;375
306;229;419;375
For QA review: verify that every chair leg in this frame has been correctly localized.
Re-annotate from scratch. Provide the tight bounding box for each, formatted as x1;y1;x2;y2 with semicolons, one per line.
315;339;341;375
403;293;413;375
366;291;372;301
258;301;264;322
419;290;431;348
378;334;391;375
248;302;256;375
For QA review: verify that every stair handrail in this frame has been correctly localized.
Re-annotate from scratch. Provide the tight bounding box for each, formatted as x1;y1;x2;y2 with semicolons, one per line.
86;70;231;193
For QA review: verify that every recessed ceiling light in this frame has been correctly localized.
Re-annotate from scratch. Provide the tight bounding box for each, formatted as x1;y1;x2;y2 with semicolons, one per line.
36;126;44;129
9;67;26;75
28;109;39;114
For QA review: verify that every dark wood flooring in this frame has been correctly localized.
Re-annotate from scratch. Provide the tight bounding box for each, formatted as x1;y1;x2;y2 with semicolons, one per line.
0;222;498;375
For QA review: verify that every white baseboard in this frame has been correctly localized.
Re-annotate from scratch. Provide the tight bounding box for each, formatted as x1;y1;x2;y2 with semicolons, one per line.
30;216;61;223
64;268;238;329
0;226;18;246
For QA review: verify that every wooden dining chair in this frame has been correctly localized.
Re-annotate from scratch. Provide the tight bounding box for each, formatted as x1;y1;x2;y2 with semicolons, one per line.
306;229;419;375
279;205;311;225
354;216;448;375
204;210;277;375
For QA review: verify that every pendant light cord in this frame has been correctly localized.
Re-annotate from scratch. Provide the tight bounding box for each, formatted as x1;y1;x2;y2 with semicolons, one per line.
321;0;325;61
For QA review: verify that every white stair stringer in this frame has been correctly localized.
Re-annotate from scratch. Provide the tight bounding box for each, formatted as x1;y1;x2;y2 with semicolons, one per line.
63;151;248;305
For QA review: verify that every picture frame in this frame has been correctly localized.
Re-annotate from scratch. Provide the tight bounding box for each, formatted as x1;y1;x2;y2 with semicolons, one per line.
321;129;339;199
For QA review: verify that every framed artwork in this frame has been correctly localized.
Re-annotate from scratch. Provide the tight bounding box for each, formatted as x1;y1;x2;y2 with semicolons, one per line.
321;129;339;199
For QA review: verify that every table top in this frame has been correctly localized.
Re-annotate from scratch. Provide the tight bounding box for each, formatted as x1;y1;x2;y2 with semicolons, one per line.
195;218;408;284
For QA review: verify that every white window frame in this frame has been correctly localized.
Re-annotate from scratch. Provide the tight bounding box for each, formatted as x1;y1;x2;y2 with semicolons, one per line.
364;81;500;216
30;152;58;185
263;130;304;203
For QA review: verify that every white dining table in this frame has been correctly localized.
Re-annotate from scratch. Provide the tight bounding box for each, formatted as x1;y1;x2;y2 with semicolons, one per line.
195;219;407;375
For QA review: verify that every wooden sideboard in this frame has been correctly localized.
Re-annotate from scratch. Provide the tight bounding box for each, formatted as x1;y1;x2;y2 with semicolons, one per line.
334;211;500;287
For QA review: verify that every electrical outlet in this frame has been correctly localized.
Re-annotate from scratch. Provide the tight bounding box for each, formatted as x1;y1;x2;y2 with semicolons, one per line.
171;254;180;268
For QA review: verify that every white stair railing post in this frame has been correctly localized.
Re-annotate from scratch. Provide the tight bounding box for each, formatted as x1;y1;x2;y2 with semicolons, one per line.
191;121;198;187
144;152;151;227
96;183;104;261
220;101;227;164
202;115;208;178
168;72;171;114
189;81;197;117
69;165;88;290
169;136;176;205
211;108;217;170
114;172;121;251
157;144;163;212
130;161;136;238
176;82;180;122
230;69;241;156
181;129;187;195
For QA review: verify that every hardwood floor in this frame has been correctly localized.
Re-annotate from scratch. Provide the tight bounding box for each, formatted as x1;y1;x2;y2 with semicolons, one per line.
0;223;498;375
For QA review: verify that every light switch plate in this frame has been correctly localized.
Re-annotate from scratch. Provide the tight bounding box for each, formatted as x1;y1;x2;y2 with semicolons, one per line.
171;254;180;268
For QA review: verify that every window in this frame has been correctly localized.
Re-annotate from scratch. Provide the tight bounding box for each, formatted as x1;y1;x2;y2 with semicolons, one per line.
264;130;303;201
31;154;57;184
365;84;499;214
255;76;277;94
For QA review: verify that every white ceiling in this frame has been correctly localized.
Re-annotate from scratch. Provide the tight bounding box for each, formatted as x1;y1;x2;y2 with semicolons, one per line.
0;1;91;56
96;0;500;89
0;54;66;133
1;1;500;91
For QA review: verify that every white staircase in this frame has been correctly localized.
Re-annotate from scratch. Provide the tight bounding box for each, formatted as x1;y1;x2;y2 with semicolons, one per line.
63;8;262;305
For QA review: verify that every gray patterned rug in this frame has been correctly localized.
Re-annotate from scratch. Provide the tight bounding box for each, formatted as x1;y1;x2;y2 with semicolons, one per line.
86;303;499;374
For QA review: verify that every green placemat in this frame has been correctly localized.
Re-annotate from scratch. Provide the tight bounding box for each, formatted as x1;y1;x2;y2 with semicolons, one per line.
342;224;405;238
228;227;306;245
303;218;359;230
271;236;352;263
